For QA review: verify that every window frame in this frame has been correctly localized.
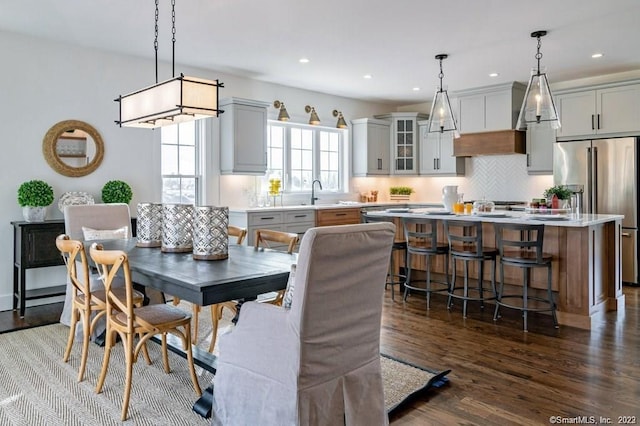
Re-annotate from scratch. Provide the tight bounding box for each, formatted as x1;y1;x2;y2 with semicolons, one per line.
160;120;203;205
267;120;347;193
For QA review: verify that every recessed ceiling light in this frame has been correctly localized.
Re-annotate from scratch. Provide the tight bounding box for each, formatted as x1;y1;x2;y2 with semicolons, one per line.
412;87;420;91
591;53;603;59
363;74;372;79
489;72;499;77
299;58;310;63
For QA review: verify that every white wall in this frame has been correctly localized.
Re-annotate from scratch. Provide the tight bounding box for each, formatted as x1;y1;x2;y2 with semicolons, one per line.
0;30;396;311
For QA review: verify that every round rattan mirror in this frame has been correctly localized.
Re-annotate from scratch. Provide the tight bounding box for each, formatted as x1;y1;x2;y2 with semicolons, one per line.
42;120;104;177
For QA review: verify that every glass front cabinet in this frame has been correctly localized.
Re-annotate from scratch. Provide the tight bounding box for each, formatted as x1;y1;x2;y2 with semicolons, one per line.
375;112;428;175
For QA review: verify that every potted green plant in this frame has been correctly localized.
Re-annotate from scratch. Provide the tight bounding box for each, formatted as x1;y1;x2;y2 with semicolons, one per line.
389;186;414;202
17;179;54;222
101;180;133;204
543;185;572;209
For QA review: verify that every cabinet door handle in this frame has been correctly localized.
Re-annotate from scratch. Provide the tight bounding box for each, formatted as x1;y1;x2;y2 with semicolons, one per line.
433;158;436;170
377;158;382;170
591;114;595;130
526;153;530;167
597;114;601;130
437;158;440;170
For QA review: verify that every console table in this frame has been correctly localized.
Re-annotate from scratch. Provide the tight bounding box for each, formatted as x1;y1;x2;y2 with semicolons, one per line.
11;218;137;317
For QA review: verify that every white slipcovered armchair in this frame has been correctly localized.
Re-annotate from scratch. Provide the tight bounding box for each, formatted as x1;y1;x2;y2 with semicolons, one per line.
211;222;395;426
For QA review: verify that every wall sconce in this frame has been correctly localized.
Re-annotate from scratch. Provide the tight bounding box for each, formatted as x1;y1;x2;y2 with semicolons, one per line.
273;100;290;121
305;105;321;125
427;54;459;137
516;30;561;130
333;110;348;129
115;0;222;128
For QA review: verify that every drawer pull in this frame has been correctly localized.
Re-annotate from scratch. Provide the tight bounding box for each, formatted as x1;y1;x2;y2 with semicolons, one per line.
336;213;347;216
260;216;275;220
622;232;631;238
294;215;307;218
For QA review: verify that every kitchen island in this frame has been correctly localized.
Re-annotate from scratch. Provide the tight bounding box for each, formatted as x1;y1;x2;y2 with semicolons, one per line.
368;210;624;330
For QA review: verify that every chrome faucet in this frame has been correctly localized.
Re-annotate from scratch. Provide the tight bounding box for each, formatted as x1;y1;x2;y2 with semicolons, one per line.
311;179;323;205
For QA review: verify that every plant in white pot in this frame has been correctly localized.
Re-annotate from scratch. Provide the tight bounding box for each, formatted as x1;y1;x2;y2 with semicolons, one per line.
17;179;54;222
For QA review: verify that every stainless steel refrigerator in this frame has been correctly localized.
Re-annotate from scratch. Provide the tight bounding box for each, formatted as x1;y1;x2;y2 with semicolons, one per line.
554;137;638;285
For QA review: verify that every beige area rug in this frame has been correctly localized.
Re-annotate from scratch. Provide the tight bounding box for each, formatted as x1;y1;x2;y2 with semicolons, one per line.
0;305;449;425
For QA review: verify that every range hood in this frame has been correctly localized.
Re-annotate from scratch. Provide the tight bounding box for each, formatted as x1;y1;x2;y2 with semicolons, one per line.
453;129;525;157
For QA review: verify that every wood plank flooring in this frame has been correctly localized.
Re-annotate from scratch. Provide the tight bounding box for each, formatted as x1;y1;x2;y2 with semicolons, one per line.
2;286;639;425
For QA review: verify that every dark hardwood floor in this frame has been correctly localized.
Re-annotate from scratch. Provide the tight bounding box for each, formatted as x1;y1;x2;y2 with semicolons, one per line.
3;286;639;425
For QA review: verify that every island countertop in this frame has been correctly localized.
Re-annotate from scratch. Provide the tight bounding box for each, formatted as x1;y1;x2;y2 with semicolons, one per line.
366;209;623;227
368;208;624;330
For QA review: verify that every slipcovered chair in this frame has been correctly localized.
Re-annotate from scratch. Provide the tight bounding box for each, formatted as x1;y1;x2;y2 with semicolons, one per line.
210;222;395;426
60;203;135;339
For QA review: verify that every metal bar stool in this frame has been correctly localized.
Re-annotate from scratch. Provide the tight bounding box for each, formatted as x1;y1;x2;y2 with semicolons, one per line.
444;220;497;318
402;217;449;309
362;214;406;300
493;223;558;332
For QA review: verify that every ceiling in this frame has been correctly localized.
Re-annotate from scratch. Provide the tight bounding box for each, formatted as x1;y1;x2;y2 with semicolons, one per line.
2;0;639;105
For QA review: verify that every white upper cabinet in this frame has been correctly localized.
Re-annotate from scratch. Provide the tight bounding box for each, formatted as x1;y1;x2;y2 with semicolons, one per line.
453;82;526;133
555;81;640;140
418;120;465;176
374;112;428;175
219;97;269;175
351;118;391;176
526;124;555;175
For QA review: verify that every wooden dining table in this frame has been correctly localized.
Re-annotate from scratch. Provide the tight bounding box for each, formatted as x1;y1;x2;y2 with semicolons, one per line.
93;238;295;365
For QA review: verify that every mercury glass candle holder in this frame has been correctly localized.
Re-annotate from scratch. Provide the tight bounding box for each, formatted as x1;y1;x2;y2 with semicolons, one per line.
136;202;163;247
192;206;229;260
161;203;194;253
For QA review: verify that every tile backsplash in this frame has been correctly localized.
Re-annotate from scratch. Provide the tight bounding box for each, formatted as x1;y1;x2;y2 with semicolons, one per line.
222;155;553;207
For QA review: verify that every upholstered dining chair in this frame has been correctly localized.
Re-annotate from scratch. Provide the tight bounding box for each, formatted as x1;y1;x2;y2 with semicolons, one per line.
173;225;248;352
55;235;144;382
254;228;299;306
89;243;202;421
210;222;395;426
60;203;138;340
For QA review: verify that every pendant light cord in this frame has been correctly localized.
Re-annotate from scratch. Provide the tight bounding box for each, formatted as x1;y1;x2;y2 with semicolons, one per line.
171;0;176;77
438;58;444;92
153;0;177;82
154;0;159;84
535;35;543;76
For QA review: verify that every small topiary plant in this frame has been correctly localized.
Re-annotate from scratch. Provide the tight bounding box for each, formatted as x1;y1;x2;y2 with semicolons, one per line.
543;185;572;200
17;180;54;207
101;180;133;204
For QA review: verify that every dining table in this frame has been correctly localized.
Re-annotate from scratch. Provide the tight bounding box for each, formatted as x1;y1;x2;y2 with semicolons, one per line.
92;238;295;365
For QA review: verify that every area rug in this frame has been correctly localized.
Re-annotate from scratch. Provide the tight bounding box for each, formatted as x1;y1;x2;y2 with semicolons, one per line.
0;317;450;424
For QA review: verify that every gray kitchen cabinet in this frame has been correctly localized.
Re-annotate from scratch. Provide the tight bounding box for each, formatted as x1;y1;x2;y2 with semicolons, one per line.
526;124;555;175
555;82;640;140
418;120;465;176
374;112;428;175
219;97;270;175
351;118;391;176
453;82;526;133
229;208;315;248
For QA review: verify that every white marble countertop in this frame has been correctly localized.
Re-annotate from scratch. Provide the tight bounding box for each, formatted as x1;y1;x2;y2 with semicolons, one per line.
366;209;623;227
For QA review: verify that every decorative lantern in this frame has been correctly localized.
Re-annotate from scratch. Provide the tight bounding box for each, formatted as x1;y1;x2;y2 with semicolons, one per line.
192;206;229;260
136;202;163;247
161;203;194;253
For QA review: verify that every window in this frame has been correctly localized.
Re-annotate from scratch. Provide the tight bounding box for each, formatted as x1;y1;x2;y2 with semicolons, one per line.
161;121;201;204
267;121;346;192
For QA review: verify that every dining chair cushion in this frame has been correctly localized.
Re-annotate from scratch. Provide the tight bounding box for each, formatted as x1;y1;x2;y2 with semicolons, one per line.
82;226;129;241
282;264;297;309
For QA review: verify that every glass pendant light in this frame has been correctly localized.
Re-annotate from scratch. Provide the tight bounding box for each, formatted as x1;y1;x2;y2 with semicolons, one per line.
427;54;459;138
516;30;561;130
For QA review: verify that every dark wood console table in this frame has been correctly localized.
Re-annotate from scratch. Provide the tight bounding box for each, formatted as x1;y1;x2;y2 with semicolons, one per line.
11;218;137;317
